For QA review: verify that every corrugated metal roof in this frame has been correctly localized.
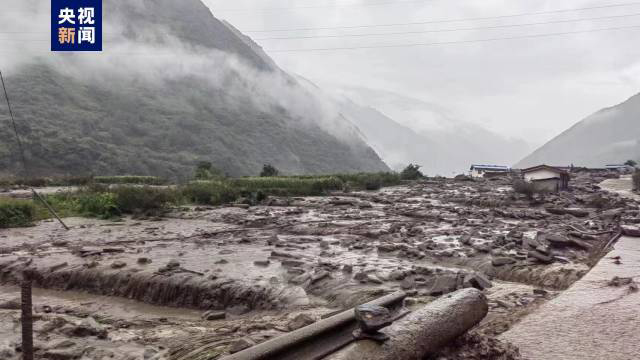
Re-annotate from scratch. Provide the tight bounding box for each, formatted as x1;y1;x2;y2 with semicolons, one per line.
469;165;509;171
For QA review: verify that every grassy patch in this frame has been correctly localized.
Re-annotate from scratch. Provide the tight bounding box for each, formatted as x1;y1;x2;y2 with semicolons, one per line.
112;186;177;215
4;172;402;223
334;172;401;190
42;187;120;219
0;198;37;228
40;185;176;219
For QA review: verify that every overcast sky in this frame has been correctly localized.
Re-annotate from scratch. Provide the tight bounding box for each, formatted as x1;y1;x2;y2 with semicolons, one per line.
203;0;640;146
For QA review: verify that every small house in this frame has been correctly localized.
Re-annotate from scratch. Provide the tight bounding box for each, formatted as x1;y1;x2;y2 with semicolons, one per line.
469;165;510;178
605;164;635;174
521;165;569;192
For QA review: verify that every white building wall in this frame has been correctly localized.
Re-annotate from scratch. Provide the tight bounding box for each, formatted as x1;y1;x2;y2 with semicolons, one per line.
471;169;484;178
524;169;559;181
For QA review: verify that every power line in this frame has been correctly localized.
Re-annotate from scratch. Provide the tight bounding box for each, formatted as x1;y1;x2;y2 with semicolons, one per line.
0;69;69;230
253;12;640;40
0;70;28;174
8;12;640;43
264;23;640;52
212;0;433;12
243;2;640;32
1;23;639;55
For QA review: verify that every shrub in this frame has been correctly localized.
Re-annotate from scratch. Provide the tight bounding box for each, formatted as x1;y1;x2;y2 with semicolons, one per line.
625;160;637;167
400;164;424;180
112;186;177;215
42;186;119;219
182;181;239;205
194;162;224;180
633;170;640;191
0;198;36;228
230;176;343;196
334;173;401;190
77;192;121;219
260;164;280;177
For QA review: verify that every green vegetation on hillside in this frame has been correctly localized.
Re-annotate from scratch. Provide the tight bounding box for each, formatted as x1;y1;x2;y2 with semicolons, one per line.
0;63;389;180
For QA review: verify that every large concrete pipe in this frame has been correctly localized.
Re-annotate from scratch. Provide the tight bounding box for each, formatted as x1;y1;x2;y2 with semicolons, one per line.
325;288;488;360
221;291;407;360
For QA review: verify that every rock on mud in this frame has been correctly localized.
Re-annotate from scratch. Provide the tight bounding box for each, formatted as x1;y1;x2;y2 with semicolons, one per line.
228;338;256;354
492;257;517;267
60;317;107;339
287;313;317;331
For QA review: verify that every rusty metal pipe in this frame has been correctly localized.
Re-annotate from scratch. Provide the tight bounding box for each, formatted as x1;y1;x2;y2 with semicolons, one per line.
324;288;488;360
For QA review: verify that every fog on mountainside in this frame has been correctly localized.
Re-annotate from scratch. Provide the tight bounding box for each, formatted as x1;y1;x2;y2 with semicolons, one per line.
516;93;640;168
334;87;532;175
0;0;388;179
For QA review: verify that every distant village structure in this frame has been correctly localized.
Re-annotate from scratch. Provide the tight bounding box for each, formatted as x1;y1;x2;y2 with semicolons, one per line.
521;165;570;192
605;164;635;173
469;165;510;178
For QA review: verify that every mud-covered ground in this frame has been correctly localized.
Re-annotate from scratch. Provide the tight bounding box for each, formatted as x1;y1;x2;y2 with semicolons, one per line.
0;172;633;360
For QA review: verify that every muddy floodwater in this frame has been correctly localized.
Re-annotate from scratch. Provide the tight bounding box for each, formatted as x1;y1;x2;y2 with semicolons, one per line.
501;175;640;360
1;172;635;359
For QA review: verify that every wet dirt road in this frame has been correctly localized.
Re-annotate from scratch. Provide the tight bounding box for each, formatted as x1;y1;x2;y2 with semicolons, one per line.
501;176;640;360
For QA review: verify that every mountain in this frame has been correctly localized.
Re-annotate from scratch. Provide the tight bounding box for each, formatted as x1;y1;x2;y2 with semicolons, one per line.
516;93;640;168
0;0;389;179
337;98;430;171
333;87;531;175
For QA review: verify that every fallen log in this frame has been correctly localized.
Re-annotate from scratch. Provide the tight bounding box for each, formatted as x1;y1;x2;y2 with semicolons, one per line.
325;288;488;360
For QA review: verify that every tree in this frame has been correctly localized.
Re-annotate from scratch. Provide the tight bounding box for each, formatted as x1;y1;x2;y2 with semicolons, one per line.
260;164;279;177
194;161;223;180
400;164;424;180
624;160;637;167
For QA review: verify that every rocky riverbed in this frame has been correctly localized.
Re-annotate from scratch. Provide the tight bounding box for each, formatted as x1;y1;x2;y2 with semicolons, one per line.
1;171;636;359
